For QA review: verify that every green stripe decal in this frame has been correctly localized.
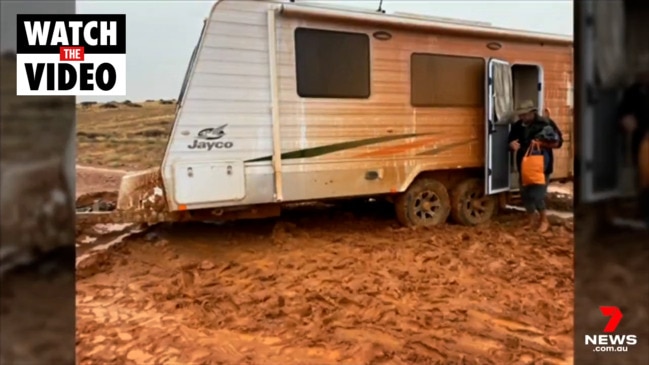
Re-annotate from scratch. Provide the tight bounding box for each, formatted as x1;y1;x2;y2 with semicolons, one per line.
245;133;437;163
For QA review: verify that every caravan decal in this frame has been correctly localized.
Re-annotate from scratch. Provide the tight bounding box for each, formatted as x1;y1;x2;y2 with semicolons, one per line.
416;138;478;156
353;136;441;158
187;124;234;150
245;133;439;163
188;140;233;151
197;125;227;140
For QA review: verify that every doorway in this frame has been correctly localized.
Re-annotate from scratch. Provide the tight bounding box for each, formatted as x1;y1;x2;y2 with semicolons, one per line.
509;64;543;189
512;64;543;115
485;60;544;194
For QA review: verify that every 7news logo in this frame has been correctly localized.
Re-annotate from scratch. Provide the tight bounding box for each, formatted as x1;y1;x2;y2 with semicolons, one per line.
16;14;126;96
585;306;638;353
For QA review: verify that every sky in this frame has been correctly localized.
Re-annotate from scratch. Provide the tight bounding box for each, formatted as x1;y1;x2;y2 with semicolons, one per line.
4;0;574;102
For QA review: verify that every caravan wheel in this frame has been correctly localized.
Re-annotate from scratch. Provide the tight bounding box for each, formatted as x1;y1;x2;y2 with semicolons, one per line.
394;178;451;227
450;178;498;226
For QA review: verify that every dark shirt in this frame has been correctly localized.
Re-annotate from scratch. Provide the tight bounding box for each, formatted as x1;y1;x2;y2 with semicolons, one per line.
507;115;564;175
618;82;649;164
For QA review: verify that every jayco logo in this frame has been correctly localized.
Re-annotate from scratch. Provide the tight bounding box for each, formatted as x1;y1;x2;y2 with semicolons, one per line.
16;14;126;96
187;125;234;151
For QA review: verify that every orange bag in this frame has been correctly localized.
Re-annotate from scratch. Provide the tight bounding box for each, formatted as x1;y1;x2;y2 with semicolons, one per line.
521;141;546;186
639;132;649;188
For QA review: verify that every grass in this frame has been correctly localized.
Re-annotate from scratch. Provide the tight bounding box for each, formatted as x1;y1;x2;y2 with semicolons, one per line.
76;101;175;170
3;52;168;170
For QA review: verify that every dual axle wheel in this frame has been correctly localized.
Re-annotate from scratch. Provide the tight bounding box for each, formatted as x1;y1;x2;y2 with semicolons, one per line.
394;177;498;227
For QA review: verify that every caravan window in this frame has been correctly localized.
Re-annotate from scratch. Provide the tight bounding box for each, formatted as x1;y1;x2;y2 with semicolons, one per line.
410;53;485;107
294;28;370;98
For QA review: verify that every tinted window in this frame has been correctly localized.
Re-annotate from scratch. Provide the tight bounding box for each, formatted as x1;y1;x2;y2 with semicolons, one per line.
295;28;370;98
411;53;485;107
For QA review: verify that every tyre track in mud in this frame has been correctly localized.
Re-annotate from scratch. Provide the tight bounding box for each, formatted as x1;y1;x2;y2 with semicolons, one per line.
76;203;574;365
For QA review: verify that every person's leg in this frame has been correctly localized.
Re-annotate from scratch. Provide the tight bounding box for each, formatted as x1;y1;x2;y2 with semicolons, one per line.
518;176;536;227
523;185;543;228
537;174;551;233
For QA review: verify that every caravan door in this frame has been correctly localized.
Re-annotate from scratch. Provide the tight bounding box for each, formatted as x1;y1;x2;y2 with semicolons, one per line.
485;58;514;195
577;0;630;203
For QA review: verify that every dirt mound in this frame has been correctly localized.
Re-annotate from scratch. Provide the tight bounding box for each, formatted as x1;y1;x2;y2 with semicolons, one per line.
76;206;574;365
76;191;118;209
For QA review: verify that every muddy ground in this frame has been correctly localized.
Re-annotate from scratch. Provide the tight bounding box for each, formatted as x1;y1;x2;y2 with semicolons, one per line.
75;168;575;365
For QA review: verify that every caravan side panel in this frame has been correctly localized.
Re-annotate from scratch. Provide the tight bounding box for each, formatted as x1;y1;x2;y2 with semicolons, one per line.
274;17;485;202
273;15;573;202
161;0;277;210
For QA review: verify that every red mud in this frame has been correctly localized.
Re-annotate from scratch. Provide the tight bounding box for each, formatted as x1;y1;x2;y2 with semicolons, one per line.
76;201;575;365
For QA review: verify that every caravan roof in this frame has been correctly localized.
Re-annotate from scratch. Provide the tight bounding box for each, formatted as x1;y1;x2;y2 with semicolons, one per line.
235;0;573;46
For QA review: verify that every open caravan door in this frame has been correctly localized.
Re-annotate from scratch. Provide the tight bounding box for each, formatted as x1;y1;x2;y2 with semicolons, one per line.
577;0;626;202
577;0;649;203
485;58;514;195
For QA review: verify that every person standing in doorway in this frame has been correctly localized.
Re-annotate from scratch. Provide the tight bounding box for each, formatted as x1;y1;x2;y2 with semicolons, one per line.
618;69;649;227
508;100;564;233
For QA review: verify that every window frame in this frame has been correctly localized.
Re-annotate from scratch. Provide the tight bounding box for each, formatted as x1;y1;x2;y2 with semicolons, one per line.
294;27;371;99
410;52;487;107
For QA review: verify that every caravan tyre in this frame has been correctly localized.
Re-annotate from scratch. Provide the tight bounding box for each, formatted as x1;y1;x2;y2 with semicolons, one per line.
450;178;498;226
394;178;451;227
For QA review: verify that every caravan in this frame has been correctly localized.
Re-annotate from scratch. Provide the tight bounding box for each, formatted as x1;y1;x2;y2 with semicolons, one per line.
78;0;574;227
